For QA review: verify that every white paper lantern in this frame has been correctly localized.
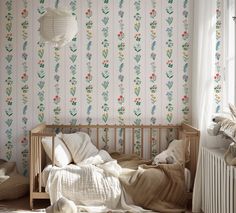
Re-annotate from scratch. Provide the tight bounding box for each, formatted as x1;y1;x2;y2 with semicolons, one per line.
38;8;78;47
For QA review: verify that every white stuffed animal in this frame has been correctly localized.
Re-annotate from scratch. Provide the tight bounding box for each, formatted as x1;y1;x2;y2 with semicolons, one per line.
152;151;175;165
152;139;185;165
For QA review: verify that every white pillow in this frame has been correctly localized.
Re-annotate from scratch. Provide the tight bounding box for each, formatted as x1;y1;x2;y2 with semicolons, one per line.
42;135;72;167
152;139;186;166
61;132;98;164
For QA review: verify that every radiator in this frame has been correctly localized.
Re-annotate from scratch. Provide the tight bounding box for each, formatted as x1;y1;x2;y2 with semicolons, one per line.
202;147;236;213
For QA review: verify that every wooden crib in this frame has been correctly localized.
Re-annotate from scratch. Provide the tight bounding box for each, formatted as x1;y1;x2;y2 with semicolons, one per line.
29;123;200;209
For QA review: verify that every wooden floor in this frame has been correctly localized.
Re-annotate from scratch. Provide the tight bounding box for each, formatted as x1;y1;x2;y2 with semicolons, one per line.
0;196;49;212
0;196;193;212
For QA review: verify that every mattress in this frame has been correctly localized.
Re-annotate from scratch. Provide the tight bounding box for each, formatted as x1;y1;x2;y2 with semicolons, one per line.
41;164;192;192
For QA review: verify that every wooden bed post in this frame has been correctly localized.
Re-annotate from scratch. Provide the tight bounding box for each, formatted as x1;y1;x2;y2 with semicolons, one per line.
29;130;33;209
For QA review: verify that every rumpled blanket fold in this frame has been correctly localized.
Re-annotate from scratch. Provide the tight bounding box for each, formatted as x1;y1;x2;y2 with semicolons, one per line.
114;153;186;213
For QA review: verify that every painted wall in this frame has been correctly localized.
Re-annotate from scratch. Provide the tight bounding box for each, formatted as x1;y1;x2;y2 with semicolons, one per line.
0;0;193;175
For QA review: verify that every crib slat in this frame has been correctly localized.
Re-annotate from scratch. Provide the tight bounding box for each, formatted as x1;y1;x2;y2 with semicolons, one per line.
114;127;117;151
96;127;99;148
123;128;126;154
52;136;55;166
132;127;134;154
149;128;152;159
158;128;161;153
141;127;144;158
39;136;42;193
105;128;108;146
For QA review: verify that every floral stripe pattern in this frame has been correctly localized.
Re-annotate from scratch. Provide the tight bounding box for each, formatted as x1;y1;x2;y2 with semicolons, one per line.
4;0;14;161
133;0;142;155
149;0;158;157
53;0;61;124
101;0;110;150
37;1;46;123
181;0;190;121
85;0;93;125
53;47;61;124
165;0;174;123
117;0;125;152
69;0;78;125
20;0;29;175
0;0;196;173
214;0;222;113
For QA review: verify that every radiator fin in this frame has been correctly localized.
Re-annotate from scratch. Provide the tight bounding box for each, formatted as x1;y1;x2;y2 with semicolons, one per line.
202;148;236;213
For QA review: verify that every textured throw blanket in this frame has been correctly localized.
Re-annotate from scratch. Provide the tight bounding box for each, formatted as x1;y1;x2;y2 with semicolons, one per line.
46;152;186;212
112;153;187;213
46;163;121;209
46;150;122;209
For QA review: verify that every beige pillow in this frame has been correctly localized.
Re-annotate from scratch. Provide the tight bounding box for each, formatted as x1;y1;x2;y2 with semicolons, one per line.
62;132;98;164
42;135;72;167
0;175;29;200
0;161;29;200
153;139;186;165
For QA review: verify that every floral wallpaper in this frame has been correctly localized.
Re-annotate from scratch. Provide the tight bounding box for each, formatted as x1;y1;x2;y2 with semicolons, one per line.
4;0;14;163
0;0;193;175
214;0;223;113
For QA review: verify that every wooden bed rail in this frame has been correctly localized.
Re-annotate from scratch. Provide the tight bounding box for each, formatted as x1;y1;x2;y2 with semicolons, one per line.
29;123;200;209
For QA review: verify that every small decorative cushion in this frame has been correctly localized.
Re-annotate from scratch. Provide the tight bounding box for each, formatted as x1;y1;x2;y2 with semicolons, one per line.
0;175;29;200
42;135;72;167
152;139;186;165
0;160;17;177
62;132;98;164
46;196;77;213
0;161;29;200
